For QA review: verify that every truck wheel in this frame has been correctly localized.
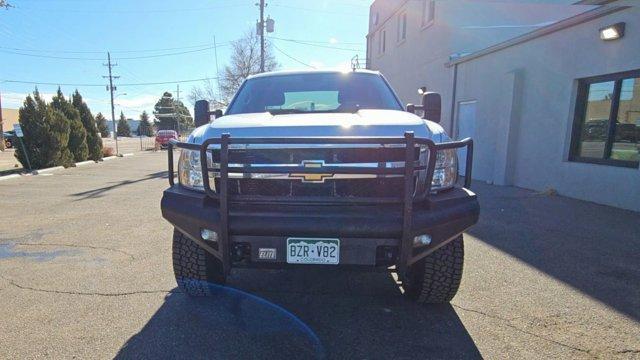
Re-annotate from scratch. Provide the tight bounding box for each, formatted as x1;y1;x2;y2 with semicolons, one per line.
172;229;225;296
404;235;464;304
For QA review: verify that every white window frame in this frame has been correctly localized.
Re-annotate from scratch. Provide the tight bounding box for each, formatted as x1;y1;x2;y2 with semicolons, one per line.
378;28;386;55
422;0;435;29
397;12;407;43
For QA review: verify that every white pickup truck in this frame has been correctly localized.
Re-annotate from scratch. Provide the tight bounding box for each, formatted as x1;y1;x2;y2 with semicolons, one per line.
161;70;478;304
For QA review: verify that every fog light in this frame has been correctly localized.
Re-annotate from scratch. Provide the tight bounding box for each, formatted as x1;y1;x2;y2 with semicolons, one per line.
200;228;218;242
413;234;432;246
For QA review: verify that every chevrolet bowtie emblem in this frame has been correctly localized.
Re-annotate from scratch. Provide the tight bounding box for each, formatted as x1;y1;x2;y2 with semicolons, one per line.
289;160;334;183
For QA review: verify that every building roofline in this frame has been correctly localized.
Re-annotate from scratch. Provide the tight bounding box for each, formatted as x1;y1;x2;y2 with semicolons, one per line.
446;4;628;67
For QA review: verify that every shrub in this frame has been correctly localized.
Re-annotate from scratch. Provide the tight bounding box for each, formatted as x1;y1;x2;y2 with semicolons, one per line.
72;90;103;161
116;111;131;137
14;90;74;169
95;113;110;138
51;89;88;162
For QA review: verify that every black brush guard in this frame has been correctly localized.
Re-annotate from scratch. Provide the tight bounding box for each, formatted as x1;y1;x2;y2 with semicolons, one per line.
166;132;473;277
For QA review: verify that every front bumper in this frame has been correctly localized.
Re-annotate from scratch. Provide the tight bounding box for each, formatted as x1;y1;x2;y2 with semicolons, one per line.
161;185;479;268
163;132;478;278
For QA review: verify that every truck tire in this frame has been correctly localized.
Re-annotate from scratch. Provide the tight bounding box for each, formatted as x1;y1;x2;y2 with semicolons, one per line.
404;235;464;304
172;229;225;296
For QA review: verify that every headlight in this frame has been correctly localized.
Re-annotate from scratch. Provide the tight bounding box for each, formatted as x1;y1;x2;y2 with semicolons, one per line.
431;148;458;191
178;149;205;191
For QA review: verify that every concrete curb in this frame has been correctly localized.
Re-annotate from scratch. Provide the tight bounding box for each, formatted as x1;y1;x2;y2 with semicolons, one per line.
102;156;118;161
33;166;64;174
121;153;134;157
0;174;21;181
75;160;98;166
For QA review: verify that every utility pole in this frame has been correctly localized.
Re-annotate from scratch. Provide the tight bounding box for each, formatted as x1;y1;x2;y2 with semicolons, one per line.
213;35;221;103
175;84;182;138
259;0;265;73
103;52;120;155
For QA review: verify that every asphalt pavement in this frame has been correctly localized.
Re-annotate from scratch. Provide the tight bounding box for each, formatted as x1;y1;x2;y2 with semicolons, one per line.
0;151;638;359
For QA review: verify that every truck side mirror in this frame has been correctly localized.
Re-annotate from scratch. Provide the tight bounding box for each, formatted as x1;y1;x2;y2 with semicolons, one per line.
406;103;416;114
421;92;441;123
194;100;211;127
213;109;223;119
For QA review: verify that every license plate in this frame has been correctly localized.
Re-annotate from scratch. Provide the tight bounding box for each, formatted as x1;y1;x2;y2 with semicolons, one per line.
286;238;340;265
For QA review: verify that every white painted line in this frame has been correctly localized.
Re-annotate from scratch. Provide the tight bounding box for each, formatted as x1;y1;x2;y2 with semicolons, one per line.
0;174;21;181
102;156;118;161
121;153;134;157
33;166;64;174
75;160;97;166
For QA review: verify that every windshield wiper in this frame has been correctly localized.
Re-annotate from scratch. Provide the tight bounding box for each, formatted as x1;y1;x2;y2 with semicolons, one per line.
267;109;308;115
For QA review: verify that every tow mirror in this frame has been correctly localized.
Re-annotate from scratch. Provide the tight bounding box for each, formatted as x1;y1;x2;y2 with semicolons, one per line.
194;101;224;127
194;100;211;127
421;92;441;123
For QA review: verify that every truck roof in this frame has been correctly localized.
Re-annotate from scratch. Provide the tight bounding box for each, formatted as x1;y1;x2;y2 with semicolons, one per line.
246;69;381;80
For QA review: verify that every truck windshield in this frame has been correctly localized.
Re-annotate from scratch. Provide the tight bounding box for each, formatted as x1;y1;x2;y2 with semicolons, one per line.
226;72;403;115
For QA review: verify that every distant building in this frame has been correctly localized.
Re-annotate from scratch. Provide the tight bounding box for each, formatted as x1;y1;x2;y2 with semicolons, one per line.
367;0;639;211
1;108;20;132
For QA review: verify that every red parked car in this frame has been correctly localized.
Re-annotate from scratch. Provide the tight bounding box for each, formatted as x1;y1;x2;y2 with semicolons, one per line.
155;130;178;149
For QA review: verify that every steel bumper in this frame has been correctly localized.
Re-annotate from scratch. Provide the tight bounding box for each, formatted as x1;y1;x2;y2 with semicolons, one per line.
161;185;479;268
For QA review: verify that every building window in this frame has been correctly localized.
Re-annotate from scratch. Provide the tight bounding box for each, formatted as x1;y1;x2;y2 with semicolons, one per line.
422;0;435;28
397;12;407;42
570;69;640;167
378;29;386;54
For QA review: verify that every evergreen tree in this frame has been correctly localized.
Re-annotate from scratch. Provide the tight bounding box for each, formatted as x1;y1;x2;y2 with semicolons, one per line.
138;111;152;136
72;90;102;161
116;111;131;137
14;90;73;169
51;88;88;162
95;112;109;137
153;92;193;133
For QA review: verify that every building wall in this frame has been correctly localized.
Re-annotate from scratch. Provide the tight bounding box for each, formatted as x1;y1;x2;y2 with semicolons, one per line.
453;5;640;211
1;108;20;131
367;0;590;134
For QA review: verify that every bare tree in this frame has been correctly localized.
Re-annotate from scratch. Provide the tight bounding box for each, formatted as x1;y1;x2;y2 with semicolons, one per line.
0;1;12;9
189;30;278;107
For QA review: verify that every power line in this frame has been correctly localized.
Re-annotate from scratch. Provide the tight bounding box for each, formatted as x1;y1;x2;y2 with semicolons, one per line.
269;36;364;52
0;42;227;54
271;43;316;69
0;77;220;87
0;45;225;61
12;3;249;14
270;4;366;17
266;37;363;45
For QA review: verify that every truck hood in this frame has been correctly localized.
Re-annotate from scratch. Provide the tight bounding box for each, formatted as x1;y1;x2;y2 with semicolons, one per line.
188;109;448;144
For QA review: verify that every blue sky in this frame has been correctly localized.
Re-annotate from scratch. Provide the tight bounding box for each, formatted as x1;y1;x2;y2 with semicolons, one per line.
0;0;370;118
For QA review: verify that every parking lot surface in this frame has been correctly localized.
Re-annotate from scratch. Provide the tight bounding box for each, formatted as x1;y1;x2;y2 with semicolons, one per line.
0;151;638;359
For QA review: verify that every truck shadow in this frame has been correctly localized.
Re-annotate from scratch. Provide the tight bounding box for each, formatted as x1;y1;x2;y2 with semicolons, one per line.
115;268;481;359
467;181;640;321
70;171;167;201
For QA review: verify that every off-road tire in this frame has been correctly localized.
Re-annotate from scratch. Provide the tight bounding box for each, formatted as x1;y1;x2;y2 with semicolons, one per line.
172;229;225;296
404;235;464;304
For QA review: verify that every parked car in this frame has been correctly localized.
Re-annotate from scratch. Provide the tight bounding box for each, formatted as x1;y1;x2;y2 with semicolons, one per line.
2;131;15;149
155;130;178;149
161;70;479;304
